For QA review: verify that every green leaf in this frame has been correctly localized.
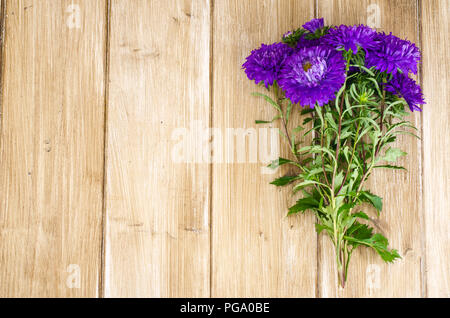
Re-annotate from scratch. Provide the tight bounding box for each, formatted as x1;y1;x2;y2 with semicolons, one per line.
288;197;320;215
347;222;373;239
293;125;305;133
374;164;406;170
302;117;313;125
325;113;337;131
359;191;383;212
349;64;375;76
270;175;298;186
334;84;346;111
367;77;382;97
251;92;281;112
267;157;294;169
334;171;344;190
297;145;337;165
315;223;331;235
337;202;359;229
380;147;407;162
352;211;370;220
255;114;281;124
340;128;353;140
300;107;314;116
345;232;401;263
293;180;331;192
286;101;293;124
338;202;357;215
282;28;307;47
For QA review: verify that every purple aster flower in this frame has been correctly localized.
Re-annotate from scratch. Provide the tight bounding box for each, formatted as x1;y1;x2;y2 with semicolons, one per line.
366;32;420;75
283;30;293;39
302;18;324;33
242;43;294;87
296;35;322;49
278;46;346;107
323;24;377;53
384;73;425;111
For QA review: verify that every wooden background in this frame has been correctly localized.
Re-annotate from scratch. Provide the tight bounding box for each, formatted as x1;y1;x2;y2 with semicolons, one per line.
0;0;448;298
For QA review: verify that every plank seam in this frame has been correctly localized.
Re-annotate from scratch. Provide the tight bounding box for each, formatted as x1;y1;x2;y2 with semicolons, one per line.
0;0;7;138
209;0;214;299
416;0;428;299
99;0;112;299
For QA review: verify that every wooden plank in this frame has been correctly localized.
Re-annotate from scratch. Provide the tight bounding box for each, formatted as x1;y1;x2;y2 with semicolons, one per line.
421;0;450;298
212;0;317;297
0;0;106;297
317;0;423;297
104;0;210;297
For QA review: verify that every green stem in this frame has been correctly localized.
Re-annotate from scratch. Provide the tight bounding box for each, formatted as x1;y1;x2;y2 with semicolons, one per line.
272;83;330;201
331;93;345;195
336;238;351;288
337;122;360;196
345;246;353;283
330;201;345;287
320;121;331;189
354;87;387;197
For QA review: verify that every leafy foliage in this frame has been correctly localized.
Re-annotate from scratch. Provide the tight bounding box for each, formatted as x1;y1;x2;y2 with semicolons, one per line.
243;15;425;287
250;45;416;287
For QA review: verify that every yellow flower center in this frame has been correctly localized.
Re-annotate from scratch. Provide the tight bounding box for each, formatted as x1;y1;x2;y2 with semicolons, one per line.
302;61;312;72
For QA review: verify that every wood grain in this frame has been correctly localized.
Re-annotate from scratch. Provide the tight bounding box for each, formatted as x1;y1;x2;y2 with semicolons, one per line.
0;0;448;298
317;0;423;297
211;0;317;297
421;0;450;298
0;0;106;297
104;0;210;297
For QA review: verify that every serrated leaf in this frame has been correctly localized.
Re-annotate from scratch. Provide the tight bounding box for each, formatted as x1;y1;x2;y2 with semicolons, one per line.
288;197;320;215
381;147;407;163
338;202;357;215
270;175;298;186
352;211;370;220
359;191;383;212
347;222;373;239
315;223;331;235
345;232;401;263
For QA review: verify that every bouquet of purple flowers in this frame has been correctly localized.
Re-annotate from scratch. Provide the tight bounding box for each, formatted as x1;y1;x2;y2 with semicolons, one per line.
242;18;424;287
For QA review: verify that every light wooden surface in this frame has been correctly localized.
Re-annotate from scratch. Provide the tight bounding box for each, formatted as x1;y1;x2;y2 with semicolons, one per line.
0;0;106;297
212;0;317;297
421;0;450;298
0;0;448;298
104;0;210;297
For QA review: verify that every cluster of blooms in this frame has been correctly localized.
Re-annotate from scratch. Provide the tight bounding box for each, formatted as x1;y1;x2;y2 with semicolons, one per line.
242;18;425;111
